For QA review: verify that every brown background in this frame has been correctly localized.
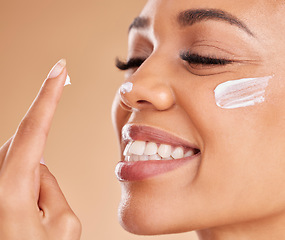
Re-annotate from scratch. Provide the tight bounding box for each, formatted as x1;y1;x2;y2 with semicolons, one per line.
0;1;198;239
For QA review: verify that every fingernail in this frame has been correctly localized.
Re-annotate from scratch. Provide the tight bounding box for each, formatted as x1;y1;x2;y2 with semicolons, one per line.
47;59;66;79
40;157;46;165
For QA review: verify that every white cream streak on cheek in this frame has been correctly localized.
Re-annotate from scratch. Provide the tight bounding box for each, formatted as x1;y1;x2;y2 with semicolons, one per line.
214;76;273;109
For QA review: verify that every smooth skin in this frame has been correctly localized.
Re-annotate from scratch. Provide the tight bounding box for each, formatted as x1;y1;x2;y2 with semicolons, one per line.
2;0;285;239
112;0;285;239
0;61;81;239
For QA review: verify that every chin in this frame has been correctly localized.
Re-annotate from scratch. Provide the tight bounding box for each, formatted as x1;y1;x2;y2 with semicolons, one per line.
117;188;197;236
118;204;179;236
117;191;162;235
118;207;199;236
118;207;159;235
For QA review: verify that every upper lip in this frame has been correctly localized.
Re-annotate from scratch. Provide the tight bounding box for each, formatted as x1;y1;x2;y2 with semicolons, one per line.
121;124;199;150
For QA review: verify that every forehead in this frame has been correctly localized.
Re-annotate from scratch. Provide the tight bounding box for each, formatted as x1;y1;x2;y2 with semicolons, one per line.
138;0;285;32
141;0;283;14
130;0;285;51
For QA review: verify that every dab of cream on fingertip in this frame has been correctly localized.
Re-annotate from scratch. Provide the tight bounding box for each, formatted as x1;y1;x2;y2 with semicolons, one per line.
214;76;273;109
64;74;71;86
120;82;133;94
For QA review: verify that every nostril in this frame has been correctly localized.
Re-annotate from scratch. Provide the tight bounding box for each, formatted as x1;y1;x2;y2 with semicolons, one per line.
136;100;154;108
137;100;149;104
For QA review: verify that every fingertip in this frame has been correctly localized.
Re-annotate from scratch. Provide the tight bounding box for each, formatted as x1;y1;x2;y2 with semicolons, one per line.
47;59;66;79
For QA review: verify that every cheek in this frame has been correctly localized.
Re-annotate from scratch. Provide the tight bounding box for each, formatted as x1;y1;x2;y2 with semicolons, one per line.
117;74;285;232
176;76;285;225
214;76;272;109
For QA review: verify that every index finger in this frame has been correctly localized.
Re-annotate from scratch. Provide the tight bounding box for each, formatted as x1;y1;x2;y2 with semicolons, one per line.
2;59;69;181
0;136;14;168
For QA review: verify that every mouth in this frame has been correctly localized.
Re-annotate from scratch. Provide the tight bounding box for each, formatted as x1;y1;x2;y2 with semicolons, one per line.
115;124;201;181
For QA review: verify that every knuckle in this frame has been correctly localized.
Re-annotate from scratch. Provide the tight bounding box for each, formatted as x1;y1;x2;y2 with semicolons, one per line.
58;211;82;234
17;117;47;139
18;117;36;135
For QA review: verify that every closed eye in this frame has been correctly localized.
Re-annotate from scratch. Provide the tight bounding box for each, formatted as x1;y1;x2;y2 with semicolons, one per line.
115;53;233;72
180;52;234;65
115;57;146;70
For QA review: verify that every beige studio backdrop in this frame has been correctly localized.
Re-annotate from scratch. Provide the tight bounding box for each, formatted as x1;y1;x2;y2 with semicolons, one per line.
0;1;198;240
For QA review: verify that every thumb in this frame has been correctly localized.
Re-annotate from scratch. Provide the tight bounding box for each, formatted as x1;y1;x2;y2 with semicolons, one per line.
38;165;82;239
38;164;72;216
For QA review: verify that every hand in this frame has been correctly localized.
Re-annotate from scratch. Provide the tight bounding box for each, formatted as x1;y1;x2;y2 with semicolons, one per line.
0;59;81;240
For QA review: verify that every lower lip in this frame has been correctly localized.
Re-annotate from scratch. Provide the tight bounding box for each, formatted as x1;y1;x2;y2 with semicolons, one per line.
115;153;201;181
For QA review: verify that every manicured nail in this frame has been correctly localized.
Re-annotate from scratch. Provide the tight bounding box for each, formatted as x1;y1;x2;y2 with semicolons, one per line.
47;59;66;79
40;157;46;165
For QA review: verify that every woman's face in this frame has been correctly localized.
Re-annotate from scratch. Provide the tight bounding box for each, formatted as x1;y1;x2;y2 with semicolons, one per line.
112;0;285;236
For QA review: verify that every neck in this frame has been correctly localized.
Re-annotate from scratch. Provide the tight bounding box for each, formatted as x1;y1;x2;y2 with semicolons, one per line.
196;211;285;240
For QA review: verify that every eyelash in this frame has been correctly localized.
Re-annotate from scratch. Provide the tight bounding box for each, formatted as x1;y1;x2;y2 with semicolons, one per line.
115;52;233;71
180;52;233;65
115;57;145;70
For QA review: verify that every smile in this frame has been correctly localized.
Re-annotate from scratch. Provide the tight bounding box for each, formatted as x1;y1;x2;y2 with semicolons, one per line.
115;124;201;181
123;140;198;161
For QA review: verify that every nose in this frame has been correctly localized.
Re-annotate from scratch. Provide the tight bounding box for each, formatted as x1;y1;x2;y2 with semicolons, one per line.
119;67;175;111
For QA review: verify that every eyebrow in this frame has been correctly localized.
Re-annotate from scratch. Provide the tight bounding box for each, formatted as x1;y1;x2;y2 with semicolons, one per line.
129;8;254;37
178;9;254;36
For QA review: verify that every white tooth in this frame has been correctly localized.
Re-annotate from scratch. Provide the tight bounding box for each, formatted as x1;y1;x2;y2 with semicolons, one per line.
162;157;173;160
158;144;172;158
171;147;184;159
144;142;158;155
132;155;140;161
123;142;132;156
139;155;149;161
149;154;162;160
129;141;146;156
185;149;195;157
124;156;131;162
